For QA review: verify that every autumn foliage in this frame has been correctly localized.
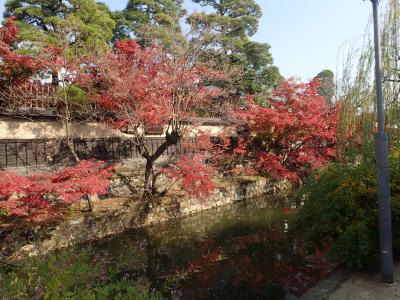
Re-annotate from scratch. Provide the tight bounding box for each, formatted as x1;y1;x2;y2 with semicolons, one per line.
85;39;226;195
163;155;216;198
0;18;342;207
234;80;340;181
0;161;114;222
88;39;224;129
0;17;39;87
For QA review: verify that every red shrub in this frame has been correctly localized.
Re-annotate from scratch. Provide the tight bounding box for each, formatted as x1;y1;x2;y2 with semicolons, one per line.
234;79;341;181
163;155;216;198
0;161;115;222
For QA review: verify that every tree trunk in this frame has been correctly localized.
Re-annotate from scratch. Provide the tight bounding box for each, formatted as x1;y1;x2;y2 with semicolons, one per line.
141;131;181;196
143;159;154;196
87;196;94;212
66;139;80;163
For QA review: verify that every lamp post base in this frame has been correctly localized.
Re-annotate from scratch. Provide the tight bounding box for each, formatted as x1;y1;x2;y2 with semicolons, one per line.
375;132;394;283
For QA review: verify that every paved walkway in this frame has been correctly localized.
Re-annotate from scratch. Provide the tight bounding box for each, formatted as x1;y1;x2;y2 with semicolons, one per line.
328;264;400;300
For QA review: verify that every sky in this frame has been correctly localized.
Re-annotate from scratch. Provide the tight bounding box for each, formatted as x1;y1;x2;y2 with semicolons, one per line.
0;0;380;80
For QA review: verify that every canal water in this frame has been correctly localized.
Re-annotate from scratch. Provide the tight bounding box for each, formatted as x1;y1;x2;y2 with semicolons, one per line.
89;196;334;300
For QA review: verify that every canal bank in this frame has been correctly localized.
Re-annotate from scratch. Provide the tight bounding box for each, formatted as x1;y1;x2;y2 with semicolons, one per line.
68;193;334;299
1;179;339;299
2;175;293;258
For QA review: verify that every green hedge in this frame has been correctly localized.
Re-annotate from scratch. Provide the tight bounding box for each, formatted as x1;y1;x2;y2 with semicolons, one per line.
290;152;400;270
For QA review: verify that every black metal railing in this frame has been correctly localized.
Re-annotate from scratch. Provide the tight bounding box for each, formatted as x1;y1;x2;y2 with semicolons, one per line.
0;137;194;169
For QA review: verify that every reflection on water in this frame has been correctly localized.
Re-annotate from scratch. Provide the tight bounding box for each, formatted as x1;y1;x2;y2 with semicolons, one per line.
93;197;329;299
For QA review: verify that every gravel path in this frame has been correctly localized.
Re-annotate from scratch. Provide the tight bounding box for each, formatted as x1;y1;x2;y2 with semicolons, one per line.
328;264;400;300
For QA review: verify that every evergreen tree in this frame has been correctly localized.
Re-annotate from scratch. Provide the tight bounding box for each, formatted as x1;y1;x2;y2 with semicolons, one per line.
240;40;281;96
188;0;281;97
190;0;261;49
112;0;186;48
4;0;116;55
315;69;335;105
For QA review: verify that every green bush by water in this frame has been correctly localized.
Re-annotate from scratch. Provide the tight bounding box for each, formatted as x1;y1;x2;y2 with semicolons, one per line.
0;247;161;300
290;149;400;270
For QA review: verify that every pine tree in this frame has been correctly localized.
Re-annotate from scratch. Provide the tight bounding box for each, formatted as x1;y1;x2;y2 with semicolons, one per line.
189;0;261;49
4;0;116;55
188;0;281;98
315;69;335;105
112;0;186;49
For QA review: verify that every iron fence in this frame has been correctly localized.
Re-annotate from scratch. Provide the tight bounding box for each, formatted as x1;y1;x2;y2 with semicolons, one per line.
0;137;193;169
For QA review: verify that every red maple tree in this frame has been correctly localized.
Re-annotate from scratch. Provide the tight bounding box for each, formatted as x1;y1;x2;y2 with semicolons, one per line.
234;80;341;181
85;40;226;196
0;17;39;88
0;161;115;222
163;155;216;198
1;17;341;205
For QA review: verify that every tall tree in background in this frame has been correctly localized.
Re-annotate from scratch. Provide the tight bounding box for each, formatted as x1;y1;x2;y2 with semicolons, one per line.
190;0;261;48
240;40;281;97
188;0;281;99
112;0;186;49
314;69;335;105
4;0;116;55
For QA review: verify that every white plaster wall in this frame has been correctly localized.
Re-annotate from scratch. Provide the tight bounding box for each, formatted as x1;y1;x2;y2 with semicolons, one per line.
186;125;236;137
0;120;235;140
0;120;130;139
143;125;231;137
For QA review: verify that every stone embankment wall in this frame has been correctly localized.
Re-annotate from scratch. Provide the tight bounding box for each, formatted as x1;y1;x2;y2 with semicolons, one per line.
13;175;292;257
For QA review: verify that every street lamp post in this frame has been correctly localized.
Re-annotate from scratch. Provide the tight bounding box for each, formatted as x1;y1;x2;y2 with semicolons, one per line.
370;0;394;283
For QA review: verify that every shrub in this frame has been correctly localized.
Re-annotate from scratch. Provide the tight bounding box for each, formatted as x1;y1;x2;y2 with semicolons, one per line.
233;80;341;182
290;152;400;270
0;160;115;222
